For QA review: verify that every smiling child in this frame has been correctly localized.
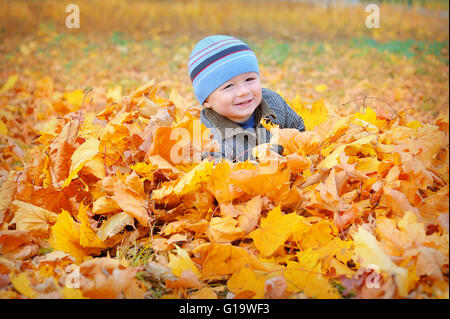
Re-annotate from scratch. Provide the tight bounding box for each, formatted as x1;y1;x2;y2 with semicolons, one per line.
188;35;305;162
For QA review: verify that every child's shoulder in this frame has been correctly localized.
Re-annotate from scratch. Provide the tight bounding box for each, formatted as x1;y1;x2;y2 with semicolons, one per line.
261;87;289;112
261;88;305;132
262;87;283;99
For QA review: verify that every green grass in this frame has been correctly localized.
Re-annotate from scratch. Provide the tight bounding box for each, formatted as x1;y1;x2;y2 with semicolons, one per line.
350;37;448;60
330;280;356;299
116;242;155;266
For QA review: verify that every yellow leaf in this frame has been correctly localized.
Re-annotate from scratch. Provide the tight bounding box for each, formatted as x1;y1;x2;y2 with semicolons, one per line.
249;206;302;256
82;154;106;179
107;85;122;101
153;159;213;199
49;210;99;262
345;135;378;157
314;84;327;93
0;120;8;135
0;174;16;212
227;267;265;299
10;273;37;298
406;120;423;129
61;287;87;299
319;144;346;169
288;96;329;131
168;245;200;277
236;195;263;234
130;162;156;179
355;157;380;174
292;218;336;250
78;112;102;140
0;74;18;94
352;107;386;131
206;162;236;203
63;89;85;108
284;260;339;298
146;155;182;173
352;227;408;297
63;138;100;188
194;243;267;280
77;202;108;249
206;216;245;243
42;153;52;188
189;287;217;299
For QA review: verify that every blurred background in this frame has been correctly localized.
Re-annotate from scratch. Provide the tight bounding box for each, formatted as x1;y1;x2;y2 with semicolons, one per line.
0;0;448;123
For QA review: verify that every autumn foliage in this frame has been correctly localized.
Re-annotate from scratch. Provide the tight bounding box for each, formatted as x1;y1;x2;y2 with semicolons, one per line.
0;76;448;299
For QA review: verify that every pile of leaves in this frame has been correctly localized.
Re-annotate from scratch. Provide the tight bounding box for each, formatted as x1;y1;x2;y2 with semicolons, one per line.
0;79;448;299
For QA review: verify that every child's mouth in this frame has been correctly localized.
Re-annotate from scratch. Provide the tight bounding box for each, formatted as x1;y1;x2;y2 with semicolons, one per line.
235;98;253;106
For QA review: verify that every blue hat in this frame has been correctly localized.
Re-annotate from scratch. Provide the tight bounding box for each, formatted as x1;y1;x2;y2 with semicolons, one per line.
188;35;260;105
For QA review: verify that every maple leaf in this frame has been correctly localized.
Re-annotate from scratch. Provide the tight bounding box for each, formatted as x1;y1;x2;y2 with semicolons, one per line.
63;90;85;109
10;200;58;236
227;267;266;299
0;175;17;224
271;129;322;156
194;243;267;280
97;212;135;241
92;196;121;215
77;202;108;249
0;74;18;94
78;257;145;299
288;96;329;131
63;137;100;188
206;215;245;243
146;113;212;166
9;273;37;299
352;106;387;131
292;217;339;251
0;230;41;260
113;178;150;227
166;270;202;289
48;119;78;184
229;161;297;208
188;287;217;299
168;245;200;278
49;209;102;262
78;112;104;140
152;159;213;200
235;195;263;234
283;258;340;298
352;226;409;297
249;206;303;257
415;246;447;282
206;162;242;204
381;185;421;220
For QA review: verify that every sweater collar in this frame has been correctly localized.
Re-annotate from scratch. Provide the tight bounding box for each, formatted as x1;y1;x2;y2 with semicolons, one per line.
203;96;278;140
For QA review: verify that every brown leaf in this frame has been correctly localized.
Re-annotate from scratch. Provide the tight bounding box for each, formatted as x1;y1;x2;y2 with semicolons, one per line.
113;179;150;227
166;269;202;289
78;257;141;299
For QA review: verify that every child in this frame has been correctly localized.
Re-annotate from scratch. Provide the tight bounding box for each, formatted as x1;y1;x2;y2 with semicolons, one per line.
188;35;305;163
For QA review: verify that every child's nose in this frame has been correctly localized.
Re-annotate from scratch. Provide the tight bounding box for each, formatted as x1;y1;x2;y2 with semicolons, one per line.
236;83;251;96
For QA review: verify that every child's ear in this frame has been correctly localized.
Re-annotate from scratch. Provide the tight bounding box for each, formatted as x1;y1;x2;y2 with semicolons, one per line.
203;99;212;109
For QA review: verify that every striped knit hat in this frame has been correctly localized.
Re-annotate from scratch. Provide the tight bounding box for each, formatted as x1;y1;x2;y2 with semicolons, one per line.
188;35;260;105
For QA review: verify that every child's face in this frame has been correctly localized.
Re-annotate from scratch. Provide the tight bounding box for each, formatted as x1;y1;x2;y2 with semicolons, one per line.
203;72;262;123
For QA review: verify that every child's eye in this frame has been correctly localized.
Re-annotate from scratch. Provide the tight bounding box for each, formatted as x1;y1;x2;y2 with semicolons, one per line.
246;78;255;81
223;84;233;89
